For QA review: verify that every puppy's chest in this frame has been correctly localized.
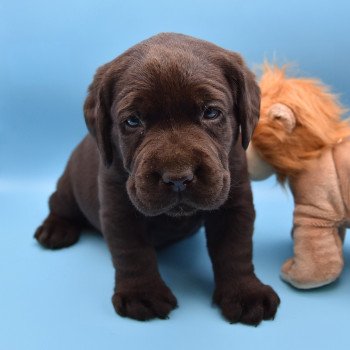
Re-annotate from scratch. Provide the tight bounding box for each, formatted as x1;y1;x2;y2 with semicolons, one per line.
147;214;204;247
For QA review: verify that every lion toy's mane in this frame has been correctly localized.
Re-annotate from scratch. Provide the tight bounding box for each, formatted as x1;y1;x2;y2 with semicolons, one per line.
252;64;350;183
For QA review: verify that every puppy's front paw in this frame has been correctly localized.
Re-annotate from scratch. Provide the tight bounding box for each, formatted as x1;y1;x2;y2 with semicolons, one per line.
34;214;80;249
112;284;178;321
214;278;280;325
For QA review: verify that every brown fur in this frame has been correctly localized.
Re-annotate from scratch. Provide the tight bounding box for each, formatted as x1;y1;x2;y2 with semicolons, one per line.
253;64;350;182
34;33;279;323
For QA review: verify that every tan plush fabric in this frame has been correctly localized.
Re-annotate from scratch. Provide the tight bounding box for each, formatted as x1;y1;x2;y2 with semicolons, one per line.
333;138;350;223
280;138;350;288
247;64;350;289
247;141;348;288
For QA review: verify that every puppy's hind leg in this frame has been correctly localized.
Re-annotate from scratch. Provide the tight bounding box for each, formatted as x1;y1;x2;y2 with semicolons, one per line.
35;167;86;249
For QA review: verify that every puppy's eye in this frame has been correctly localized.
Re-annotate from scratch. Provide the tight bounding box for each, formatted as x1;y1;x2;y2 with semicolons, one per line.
203;108;221;120
125;115;142;128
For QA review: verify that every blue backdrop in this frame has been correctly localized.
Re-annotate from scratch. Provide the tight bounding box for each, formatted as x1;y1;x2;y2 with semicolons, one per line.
1;1;349;349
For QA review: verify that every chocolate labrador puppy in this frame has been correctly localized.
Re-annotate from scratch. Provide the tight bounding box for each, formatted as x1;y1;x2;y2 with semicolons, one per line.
35;33;280;324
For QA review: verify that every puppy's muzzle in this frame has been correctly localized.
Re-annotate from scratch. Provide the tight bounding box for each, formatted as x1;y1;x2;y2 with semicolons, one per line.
126;128;231;216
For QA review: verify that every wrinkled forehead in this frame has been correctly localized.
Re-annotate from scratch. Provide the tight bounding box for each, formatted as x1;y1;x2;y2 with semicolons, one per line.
114;55;233;120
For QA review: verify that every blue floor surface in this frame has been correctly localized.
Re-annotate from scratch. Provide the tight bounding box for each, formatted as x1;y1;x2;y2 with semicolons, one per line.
1;178;349;350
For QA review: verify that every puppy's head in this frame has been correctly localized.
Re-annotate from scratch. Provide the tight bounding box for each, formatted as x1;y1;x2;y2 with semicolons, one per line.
84;33;260;216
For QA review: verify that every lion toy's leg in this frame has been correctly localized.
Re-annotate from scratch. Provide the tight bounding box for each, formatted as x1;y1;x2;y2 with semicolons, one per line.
280;225;344;289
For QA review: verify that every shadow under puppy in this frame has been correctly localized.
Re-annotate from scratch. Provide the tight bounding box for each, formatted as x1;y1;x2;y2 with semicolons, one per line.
34;33;280;324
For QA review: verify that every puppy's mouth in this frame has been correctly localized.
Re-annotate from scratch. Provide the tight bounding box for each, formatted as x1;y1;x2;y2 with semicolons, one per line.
166;202;197;217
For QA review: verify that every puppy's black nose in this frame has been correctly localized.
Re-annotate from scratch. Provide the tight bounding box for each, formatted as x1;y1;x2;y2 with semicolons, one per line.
162;172;194;192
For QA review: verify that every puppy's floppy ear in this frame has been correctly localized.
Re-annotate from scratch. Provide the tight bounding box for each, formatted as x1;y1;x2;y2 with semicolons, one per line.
221;52;260;150
83;62;115;167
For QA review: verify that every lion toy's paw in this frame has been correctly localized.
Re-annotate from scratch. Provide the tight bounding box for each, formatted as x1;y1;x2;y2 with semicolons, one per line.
280;257;343;289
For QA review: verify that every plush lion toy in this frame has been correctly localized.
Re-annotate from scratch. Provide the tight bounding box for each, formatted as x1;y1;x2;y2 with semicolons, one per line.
247;64;350;289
